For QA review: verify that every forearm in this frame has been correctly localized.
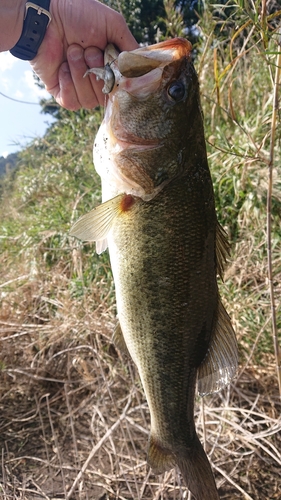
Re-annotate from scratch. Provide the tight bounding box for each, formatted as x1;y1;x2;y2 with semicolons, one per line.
0;0;26;51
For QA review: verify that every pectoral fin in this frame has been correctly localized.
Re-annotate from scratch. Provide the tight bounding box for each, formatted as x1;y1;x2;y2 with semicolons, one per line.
69;194;135;254
197;299;238;397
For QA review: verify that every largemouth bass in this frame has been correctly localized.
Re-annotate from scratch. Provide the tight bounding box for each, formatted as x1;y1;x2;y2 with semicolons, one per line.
70;38;238;500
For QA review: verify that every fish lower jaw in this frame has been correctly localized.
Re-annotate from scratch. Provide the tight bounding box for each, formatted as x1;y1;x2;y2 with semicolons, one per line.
111;127;161;151
94;123;164;201
101;127;162;154
108;108;162;151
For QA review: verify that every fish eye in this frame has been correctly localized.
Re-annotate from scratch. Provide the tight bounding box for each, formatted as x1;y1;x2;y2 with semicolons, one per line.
167;81;186;102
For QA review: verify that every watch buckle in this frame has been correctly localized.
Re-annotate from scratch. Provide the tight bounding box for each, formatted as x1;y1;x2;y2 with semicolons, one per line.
25;2;52;27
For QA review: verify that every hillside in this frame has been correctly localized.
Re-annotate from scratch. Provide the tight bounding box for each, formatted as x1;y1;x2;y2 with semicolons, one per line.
0;152;19;178
0;2;280;499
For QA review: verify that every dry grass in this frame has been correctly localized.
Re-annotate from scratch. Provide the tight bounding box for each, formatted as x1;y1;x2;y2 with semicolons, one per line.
1;3;281;498
1;266;280;500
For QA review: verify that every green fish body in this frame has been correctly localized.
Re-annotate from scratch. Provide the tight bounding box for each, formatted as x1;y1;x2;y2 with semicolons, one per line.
70;38;238;500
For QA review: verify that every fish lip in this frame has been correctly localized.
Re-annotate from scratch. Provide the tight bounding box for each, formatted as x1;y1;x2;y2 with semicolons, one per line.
118;141;162;153
117;38;193;78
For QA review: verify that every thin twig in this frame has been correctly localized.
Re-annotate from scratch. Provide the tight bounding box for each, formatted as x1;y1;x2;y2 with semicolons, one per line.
213;463;254;500
0;274;30;288
201;397;207;452
66;394;132;499
64;384;81;472
46;394;67;495
267;28;281;397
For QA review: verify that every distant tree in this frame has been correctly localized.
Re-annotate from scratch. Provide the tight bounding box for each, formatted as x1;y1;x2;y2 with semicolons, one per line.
103;0;204;43
0;153;19;178
176;0;203;28
103;0;165;43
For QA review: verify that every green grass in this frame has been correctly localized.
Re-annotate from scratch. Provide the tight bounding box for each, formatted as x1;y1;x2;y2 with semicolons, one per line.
195;4;281;365
1;12;280;365
0;107;115;304
0;3;280;499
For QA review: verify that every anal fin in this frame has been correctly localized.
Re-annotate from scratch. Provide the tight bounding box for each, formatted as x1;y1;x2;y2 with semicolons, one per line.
197;299;238;397
216;223;230;279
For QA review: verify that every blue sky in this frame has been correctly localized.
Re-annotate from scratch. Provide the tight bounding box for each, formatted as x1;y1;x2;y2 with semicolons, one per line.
0;51;55;158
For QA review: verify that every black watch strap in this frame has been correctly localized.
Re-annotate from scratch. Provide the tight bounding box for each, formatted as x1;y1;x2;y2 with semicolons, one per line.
10;1;51;61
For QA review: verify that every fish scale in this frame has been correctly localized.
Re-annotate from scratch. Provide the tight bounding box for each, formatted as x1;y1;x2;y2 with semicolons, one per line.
103;170;220;498
70;37;238;500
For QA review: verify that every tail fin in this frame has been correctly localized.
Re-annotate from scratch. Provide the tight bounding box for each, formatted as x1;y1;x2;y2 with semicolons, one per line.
148;434;219;500
176;436;220;500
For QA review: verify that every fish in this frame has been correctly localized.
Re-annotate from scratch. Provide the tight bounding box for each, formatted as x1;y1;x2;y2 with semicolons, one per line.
70;38;238;500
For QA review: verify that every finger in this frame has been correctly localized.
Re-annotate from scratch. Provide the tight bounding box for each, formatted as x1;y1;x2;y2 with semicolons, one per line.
30;23;64;98
84;46;104;68
67;44;103;109
67;44;102;109
56;61;80;110
84;46;105;106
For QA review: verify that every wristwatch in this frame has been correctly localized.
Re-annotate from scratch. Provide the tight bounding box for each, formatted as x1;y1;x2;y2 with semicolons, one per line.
10;1;51;60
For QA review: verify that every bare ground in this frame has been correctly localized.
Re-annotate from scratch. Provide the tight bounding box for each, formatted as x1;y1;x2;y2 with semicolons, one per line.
0;273;280;500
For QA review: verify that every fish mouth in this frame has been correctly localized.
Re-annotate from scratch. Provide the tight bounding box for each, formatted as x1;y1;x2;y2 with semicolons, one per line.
112;124;161;150
117;37;193;78
92;38;194;201
85;38;193;94
107;125;162;156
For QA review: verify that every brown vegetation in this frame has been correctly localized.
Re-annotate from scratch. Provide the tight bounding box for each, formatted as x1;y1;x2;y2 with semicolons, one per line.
0;249;280;499
1;1;281;498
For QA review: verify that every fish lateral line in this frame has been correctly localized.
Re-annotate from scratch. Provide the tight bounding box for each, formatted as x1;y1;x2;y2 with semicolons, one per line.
76;37;238;498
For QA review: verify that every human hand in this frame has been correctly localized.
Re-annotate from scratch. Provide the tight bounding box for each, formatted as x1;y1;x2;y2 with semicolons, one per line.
30;0;138;110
